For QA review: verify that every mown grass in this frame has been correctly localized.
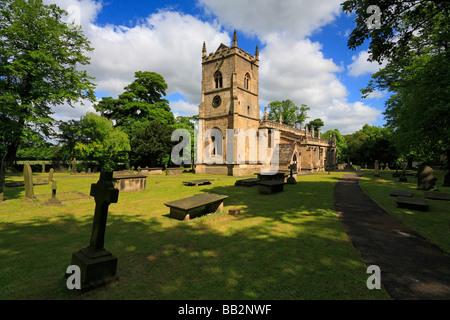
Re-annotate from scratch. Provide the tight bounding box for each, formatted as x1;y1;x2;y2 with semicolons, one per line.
359;170;450;254
0;171;390;300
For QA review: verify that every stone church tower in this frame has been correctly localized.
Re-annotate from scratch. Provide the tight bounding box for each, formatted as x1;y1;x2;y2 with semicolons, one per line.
196;31;263;175
195;31;338;176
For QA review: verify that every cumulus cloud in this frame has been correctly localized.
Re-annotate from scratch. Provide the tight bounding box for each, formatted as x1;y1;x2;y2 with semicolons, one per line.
43;0;383;134
199;0;383;134
347;50;386;77
44;0;229;120
199;0;341;39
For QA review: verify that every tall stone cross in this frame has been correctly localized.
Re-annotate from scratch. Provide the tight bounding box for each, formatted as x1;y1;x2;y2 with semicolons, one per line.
70;170;119;290
88;171;119;251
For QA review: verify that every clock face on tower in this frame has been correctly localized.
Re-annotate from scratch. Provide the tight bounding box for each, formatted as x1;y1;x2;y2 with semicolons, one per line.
212;95;221;108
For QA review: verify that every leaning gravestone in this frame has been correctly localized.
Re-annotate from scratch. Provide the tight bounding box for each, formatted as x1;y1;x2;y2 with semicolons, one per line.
48;168;54;182
70;171;119;290
417;164;437;190
23;163;35;200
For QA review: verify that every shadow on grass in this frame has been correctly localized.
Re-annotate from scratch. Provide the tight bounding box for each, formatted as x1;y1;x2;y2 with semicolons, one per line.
0;174;389;300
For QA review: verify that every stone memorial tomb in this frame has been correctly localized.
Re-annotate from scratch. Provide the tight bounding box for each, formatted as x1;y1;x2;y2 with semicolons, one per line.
390;190;413;197
256;180;285;194
112;174;147;192
164;193;228;221
396;196;429;211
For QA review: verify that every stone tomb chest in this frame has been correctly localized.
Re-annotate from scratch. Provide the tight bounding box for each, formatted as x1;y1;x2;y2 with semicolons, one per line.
112;174;147;192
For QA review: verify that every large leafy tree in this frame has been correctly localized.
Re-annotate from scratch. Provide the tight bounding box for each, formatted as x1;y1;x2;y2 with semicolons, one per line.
267;100;309;126
0;0;96;166
342;0;449;163
74;113;130;170
130;121;173;168
95;71;175;130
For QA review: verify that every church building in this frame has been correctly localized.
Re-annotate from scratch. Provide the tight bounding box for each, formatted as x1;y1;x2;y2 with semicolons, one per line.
195;31;337;176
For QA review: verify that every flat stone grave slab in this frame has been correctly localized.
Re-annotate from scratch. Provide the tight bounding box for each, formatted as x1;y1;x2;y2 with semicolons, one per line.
424;192;450;201
396;196;429;211
235;178;260;187
256;180;285;194
183;179;214;186
164;193;228;221
390;190;413;197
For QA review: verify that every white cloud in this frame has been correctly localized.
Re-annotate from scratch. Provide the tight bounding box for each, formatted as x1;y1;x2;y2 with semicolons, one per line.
347;50;386;77
170;100;199;116
199;0;341;39
43;0;382;134
365;90;387;99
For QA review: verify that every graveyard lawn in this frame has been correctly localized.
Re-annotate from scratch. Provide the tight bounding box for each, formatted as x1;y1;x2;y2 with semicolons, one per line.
359;170;450;254
0;171;390;300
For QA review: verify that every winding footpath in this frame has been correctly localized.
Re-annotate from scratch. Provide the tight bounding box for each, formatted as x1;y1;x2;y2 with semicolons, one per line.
333;174;450;300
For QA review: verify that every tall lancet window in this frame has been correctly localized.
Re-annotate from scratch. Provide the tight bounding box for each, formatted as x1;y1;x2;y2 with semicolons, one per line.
214;71;223;89
244;73;251;90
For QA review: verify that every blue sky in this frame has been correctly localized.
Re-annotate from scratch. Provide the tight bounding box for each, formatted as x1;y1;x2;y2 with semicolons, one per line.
48;0;388;134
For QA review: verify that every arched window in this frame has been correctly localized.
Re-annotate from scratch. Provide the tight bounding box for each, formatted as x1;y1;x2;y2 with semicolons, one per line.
214;71;223;89
244;73;251;90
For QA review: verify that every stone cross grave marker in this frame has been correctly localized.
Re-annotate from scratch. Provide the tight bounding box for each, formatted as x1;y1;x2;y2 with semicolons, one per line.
23;163;35;200
286;163;297;184
72;158;76;173
70;171;119;290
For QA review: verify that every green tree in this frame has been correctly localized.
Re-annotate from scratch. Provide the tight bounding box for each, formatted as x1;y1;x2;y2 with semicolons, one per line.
307;118;325;135
55;119;82;162
130;121;173;168
75;113;130;170
267;100;309;126
342;0;449;165
95;71;175;130
343;124;398;166
0;0;96;167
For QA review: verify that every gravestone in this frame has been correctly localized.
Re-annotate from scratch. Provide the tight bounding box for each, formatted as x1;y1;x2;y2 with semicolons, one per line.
23;163;35;200
48;168;54;182
374;160;380;177
70;171;119;290
286;164;297;184
385;163;390;170
42;162;45;173
44;181;63;206
417;164;436;190
72;158;76;173
399;165;408;182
